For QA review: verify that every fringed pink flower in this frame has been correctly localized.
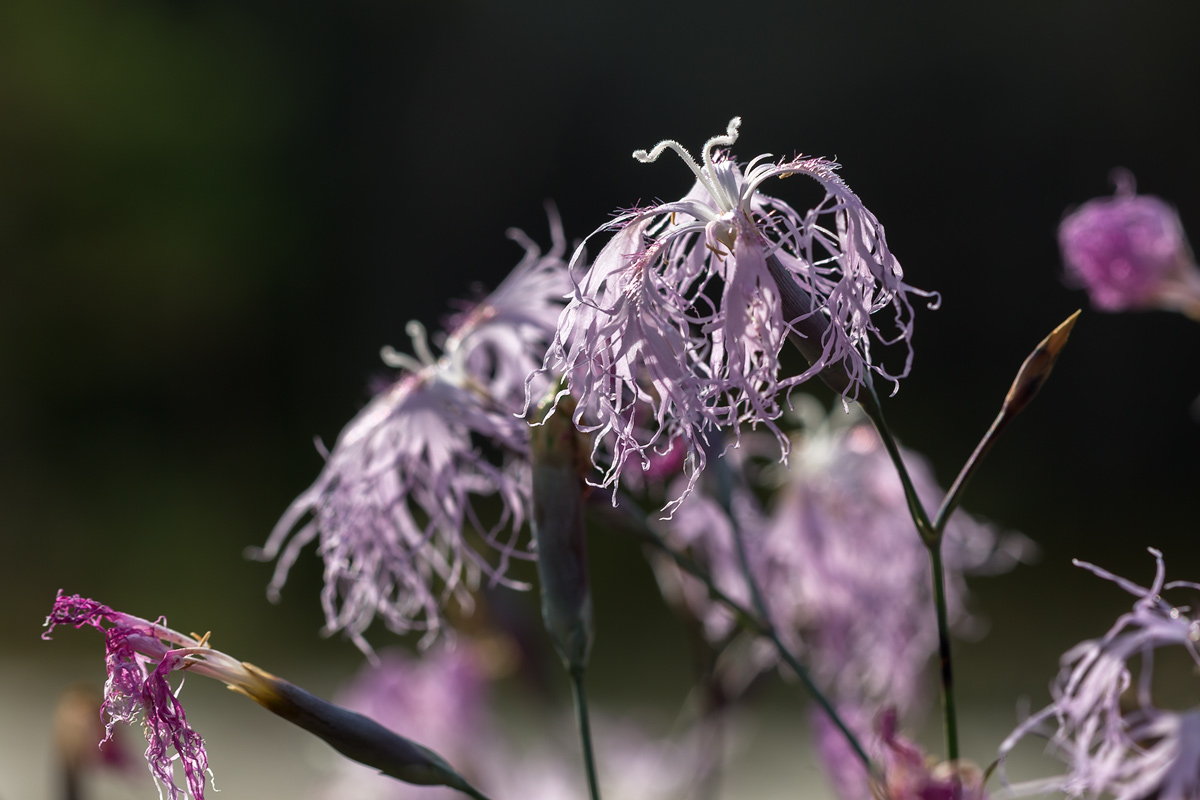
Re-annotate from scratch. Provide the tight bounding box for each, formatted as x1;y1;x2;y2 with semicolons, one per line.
253;221;571;652
999;549;1200;800
758;408;1030;711
540;117;935;511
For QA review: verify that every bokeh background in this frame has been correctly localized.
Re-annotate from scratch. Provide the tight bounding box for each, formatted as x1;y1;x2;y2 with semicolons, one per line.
3;0;1199;797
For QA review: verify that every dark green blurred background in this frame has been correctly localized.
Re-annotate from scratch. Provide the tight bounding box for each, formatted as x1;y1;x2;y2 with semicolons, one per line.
3;0;1200;792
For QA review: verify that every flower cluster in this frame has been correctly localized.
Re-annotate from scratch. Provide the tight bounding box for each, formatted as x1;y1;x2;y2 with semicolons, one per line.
999;549;1200;800
251;219;572;651
540;117;935;512
1059;171;1200;319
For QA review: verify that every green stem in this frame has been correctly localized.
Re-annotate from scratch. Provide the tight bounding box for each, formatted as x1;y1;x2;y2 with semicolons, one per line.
933;410;1009;536
856;382;958;762
569;666;602;800
927;545;959;762
857;383;936;543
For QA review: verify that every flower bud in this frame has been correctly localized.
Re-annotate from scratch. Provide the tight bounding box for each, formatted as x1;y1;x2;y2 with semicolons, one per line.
233;664;488;797
530;387;594;671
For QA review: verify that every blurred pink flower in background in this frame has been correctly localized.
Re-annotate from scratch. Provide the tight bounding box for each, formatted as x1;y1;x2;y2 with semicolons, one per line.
1060;171;1200;320
656;399;1032;713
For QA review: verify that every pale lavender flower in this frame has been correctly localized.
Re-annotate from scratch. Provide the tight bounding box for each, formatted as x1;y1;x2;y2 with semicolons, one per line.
252;221;571;652
757;405;1029;711
651;470;760;646
1060;171;1200;320
541;117;934;512
482;718;693;800
658;401;1030;711
999;549;1200;800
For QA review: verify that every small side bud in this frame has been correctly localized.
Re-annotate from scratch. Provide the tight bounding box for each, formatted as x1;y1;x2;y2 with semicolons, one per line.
1002;310;1080;418
530;384;594;671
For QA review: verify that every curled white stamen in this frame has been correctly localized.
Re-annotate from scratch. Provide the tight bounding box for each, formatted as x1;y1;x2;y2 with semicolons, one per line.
379;345;427;374
405;320;438;366
632;117;742;213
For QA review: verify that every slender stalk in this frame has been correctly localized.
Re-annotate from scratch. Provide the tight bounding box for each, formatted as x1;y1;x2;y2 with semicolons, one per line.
569;666;602;800
933;410;1009;535
935;311;1080;534
856;382;958;762
594;494;878;777
857;383;936;543
927;546;959;762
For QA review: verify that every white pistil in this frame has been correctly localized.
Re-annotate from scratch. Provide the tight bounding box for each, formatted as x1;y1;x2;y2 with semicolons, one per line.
633;117;743;214
380;320;440;374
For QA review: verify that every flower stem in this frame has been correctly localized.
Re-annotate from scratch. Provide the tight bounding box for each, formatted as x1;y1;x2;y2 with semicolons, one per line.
569;666;602;800
857;383;936;543
856;382;958;762
936;310;1080;535
933;410;1009;536
927;545;959;762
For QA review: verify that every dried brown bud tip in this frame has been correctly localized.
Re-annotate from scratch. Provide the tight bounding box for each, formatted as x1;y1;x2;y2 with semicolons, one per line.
1003;310;1080;416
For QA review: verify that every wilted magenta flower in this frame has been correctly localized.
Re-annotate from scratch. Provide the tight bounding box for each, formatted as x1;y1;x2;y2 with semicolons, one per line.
816;706;987;800
658;400;1031;711
540;117;934;512
1060;171;1200;319
43;593;257;800
999;549;1200;800
252;221;571;652
46;593;490;800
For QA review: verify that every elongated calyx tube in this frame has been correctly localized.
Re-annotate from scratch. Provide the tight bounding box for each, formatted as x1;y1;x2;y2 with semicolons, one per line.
530;387;594;671
233;664;487;796
765;253;857;396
